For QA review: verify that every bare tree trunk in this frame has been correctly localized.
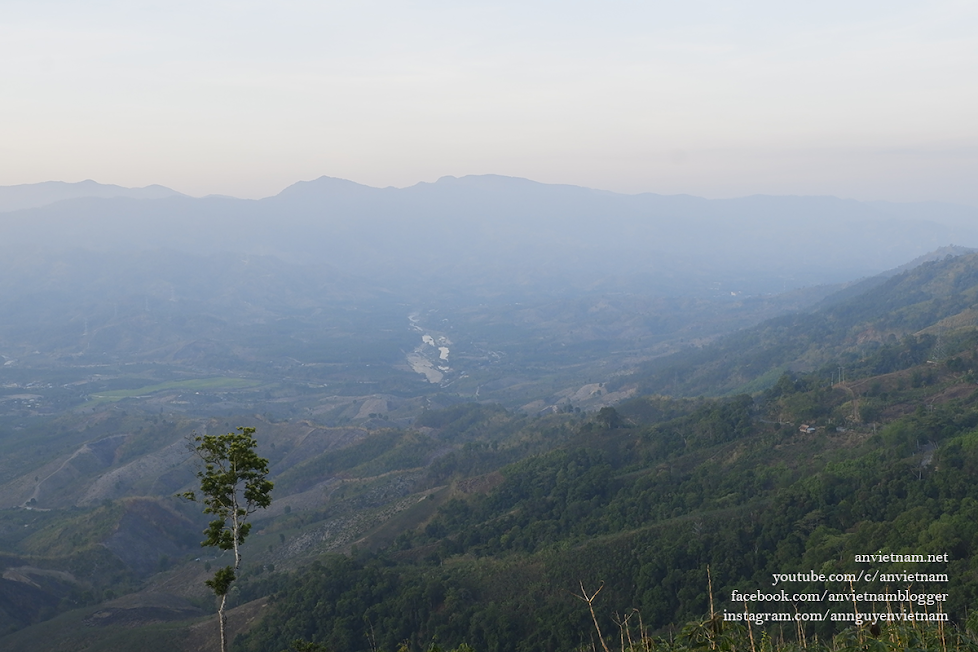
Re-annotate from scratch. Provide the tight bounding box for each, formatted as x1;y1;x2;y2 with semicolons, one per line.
220;493;244;652
576;581;611;652
219;594;228;652
218;495;243;652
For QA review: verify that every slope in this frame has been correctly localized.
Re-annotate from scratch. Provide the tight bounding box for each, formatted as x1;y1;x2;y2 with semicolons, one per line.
230;254;978;651
7;247;978;650
618;249;978;397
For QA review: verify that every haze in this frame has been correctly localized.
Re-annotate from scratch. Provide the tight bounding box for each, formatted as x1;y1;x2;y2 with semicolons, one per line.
2;0;977;205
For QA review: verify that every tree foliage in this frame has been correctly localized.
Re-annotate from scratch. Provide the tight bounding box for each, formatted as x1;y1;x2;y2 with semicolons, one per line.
181;426;272;652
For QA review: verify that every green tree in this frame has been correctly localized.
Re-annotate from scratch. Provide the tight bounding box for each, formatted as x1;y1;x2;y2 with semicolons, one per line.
595;407;624;429
181;427;273;652
281;641;330;652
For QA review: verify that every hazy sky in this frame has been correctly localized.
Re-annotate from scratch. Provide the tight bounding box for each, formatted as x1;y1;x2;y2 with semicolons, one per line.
2;1;977;204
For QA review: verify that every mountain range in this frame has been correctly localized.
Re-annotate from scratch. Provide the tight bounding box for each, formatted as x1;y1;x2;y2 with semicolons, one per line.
0;180;184;212
4;176;978;299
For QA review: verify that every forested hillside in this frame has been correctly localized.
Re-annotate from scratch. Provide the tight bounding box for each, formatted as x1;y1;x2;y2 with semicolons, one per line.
618;251;978;397
5;253;978;652
227;254;978;651
235;356;978;651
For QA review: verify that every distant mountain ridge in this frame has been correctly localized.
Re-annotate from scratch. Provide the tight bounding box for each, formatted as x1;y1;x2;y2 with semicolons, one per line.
4;175;978;299
0;180;184;212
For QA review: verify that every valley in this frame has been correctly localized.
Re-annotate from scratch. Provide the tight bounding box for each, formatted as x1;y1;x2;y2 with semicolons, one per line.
1;181;978;651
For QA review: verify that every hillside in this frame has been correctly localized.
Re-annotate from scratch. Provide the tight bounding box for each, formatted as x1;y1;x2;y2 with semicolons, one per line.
231;252;978;650
235;362;978;651
617;249;978;397
3;248;978;650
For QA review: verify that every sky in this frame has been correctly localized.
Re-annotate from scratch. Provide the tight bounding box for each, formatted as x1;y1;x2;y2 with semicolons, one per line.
2;0;977;205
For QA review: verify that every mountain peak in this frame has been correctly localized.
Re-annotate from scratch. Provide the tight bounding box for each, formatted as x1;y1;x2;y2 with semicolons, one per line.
273;176;380;199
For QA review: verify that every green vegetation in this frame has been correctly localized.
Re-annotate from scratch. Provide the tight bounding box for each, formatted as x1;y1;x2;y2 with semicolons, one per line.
233;258;978;648
0;605;190;652
237;357;978;650
620;253;978;397
181;427;274;652
87;377;263;405
8;251;978;651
